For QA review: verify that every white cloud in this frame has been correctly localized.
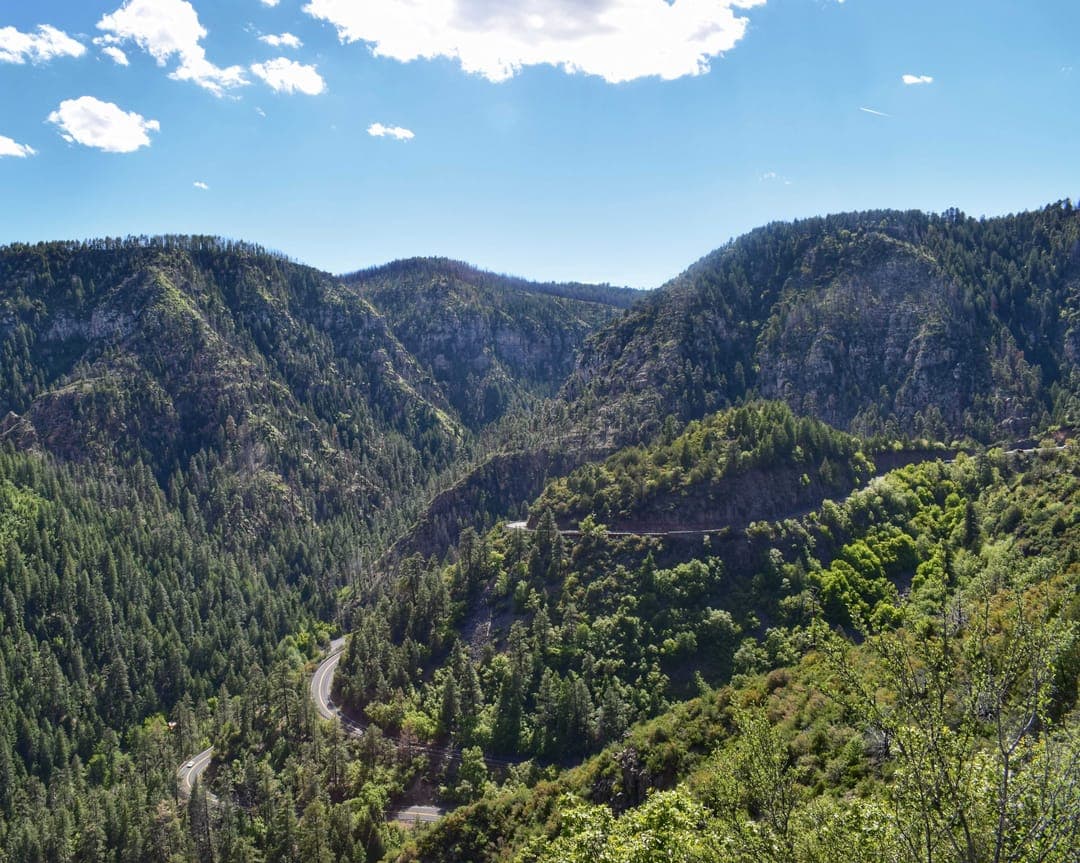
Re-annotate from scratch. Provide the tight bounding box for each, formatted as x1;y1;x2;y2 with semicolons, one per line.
260;0;281;6
902;73;933;85
97;0;248;96
260;32;303;49
194;180;209;189
101;45;130;65
0;24;85;64
0;135;36;158
302;0;766;83
859;106;890;117
47;96;160;153
368;122;414;140
251;57;326;94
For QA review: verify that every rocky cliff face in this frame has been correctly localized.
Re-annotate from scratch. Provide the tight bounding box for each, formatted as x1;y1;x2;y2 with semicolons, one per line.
755;239;1039;437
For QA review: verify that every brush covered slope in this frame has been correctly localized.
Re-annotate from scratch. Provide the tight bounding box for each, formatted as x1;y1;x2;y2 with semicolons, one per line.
395;441;1080;863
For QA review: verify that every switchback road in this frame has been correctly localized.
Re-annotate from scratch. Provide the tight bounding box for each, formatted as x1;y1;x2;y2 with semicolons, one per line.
506;445;1068;537
178;637;447;824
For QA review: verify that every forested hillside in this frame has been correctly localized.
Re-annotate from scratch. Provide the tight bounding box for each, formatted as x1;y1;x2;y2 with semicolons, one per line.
394;437;1080;863
333;404;881;765
0;238;456;527
2;205;1080;862
532;402;877;531
396;203;1080;561
565;203;1080;446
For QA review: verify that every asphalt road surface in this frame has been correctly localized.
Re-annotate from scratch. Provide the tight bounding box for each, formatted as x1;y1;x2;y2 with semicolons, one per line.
310;636;348;726
391;805;444;824
177;746;215;802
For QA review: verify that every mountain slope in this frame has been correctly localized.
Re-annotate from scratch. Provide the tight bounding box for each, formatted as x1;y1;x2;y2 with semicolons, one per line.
0;238;461;522
346;258;642;429
394;444;1080;863
394;205;1080;563
564;204;1080;447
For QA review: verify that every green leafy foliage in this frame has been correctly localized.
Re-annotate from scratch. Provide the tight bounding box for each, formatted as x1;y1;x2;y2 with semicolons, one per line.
397;446;1080;863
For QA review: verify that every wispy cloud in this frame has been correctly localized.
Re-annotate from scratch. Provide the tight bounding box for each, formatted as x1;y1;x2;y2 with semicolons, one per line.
48;96;160;153
260;32;302;49
760;171;792;185
368;122;414;141
193;180;209;190
0;135;36;158
902;73;933;85
0;24;85;64
859;106;891;117
250;57;326;94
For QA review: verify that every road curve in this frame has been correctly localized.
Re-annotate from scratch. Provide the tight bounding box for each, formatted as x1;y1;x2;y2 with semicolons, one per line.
310;636;348;726
177;637;448;826
176;637;346;803
177;746;215;802
309;637;446;823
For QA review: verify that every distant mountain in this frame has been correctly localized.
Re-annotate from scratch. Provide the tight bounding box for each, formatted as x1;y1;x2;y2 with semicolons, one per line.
0;238;470;538
394;203;1080;559
564;203;1080;447
344;257;644;308
345;257;643;429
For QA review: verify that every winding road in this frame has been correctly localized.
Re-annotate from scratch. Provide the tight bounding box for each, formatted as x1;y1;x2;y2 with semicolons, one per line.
176;746;215;802
179;636;446;824
310;637;348;725
179;444;1068;821
505;445;1069;537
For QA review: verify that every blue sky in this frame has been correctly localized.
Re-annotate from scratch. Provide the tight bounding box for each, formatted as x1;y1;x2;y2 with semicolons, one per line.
0;0;1077;288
